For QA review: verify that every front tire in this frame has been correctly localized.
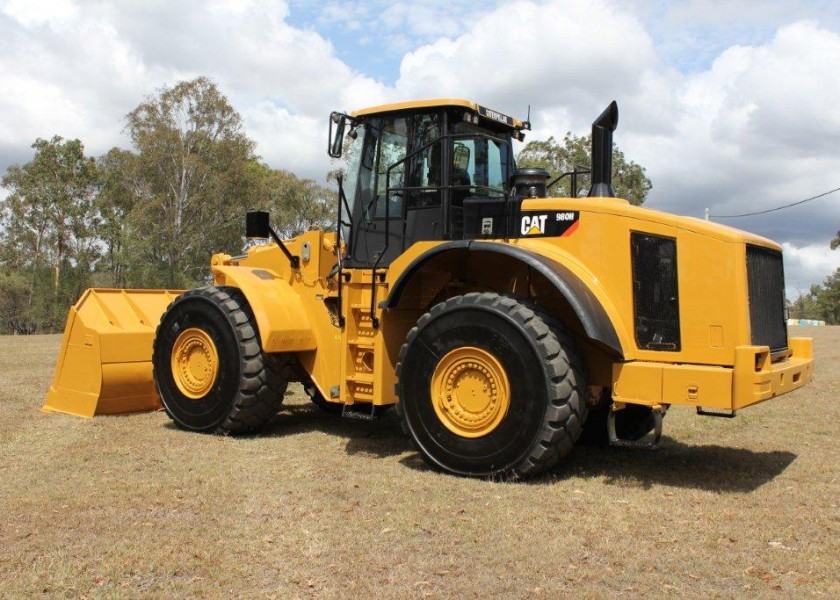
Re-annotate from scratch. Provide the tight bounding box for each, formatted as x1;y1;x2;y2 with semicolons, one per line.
152;286;289;434
396;293;587;479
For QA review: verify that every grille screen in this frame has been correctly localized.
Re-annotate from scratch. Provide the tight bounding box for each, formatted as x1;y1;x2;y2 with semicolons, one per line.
746;245;788;352
631;233;681;351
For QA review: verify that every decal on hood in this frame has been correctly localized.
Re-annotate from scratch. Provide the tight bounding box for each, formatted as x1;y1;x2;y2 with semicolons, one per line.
519;210;580;237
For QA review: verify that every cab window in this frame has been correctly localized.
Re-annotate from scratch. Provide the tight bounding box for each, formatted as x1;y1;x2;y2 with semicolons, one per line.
451;121;511;197
371;117;409;219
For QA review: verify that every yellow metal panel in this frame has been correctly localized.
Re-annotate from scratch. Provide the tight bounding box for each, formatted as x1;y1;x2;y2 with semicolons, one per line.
676;215;781;249
236;231;347;406
733;345;772;408
662;364;733;409
612;362;663;406
516;197;765;367
614;361;731;408
43;288;180;417
613;345;812;411
212;265;317;353
514;236;635;358
97;362;161;415
789;337;814;360
43;306;102;417
671;228;748;365
732;341;814;409
352;98;477;117
350;98;527;128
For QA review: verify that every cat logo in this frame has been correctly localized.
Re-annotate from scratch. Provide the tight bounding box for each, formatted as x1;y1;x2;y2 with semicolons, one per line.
521;214;548;236
517;210;580;237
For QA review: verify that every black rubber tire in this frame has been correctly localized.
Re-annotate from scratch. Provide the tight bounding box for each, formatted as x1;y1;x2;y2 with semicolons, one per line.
152;286;290;434
396;292;587;480
579;390;660;446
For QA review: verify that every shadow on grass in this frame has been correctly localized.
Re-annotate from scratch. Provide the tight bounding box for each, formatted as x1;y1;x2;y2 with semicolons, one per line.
554;438;797;493
257;403;409;459
161;400;407;455
170;405;796;491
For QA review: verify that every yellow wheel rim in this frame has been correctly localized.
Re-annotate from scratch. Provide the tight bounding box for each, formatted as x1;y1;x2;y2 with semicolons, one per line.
171;328;219;400
430;346;511;438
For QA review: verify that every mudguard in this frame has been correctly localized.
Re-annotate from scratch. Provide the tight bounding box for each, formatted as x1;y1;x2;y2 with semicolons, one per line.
383;241;624;356
212;265;317;353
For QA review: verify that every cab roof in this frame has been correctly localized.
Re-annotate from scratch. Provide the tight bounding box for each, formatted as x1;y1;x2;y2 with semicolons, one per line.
350;98;528;130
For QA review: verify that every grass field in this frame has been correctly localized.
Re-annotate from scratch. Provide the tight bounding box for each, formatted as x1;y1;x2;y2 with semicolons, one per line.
0;328;838;598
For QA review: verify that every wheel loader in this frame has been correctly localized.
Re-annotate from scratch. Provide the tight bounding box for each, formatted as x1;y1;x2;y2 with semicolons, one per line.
44;98;814;479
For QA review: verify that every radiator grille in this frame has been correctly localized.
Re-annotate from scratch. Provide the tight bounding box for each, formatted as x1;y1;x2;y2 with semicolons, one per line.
746;245;788;352
631;233;681;351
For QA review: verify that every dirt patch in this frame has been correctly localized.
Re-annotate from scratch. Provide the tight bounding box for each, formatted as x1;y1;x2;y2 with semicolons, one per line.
0;328;837;597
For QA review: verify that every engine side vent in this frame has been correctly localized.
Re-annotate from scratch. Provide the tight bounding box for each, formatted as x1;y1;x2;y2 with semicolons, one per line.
631;232;681;351
746;245;788;353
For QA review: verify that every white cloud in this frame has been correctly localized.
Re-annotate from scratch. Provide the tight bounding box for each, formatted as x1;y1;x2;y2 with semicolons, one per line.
2;0;78;27
781;242;840;299
395;0;656;118
0;0;838;292
243;102;323;177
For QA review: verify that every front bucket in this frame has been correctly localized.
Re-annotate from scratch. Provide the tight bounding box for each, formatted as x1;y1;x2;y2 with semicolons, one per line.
43;288;183;417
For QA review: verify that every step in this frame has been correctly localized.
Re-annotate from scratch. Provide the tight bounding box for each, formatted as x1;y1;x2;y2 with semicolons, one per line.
348;339;375;348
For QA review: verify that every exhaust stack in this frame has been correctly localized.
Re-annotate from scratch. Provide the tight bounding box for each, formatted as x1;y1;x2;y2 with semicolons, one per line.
588;101;619;198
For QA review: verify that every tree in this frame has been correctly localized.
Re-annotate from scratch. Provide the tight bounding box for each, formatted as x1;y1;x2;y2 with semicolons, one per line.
246;161;334;238
791;271;840;325
0;272;33;334
0;136;99;331
815;268;840;325
789;285;823;320
124;77;255;287
517;132;651;205
95;148;144;288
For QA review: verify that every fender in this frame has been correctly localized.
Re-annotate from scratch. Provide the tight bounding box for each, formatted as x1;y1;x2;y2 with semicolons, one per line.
212;265;317;353
382;241;624;357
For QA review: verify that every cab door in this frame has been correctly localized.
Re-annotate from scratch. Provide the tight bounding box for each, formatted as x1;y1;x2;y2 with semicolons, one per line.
347;115;409;268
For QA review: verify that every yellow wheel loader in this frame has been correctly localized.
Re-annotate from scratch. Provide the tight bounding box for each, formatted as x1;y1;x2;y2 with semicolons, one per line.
44;98;815;479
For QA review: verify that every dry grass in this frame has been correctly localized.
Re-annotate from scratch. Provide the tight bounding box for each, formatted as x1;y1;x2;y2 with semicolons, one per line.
0;327;838;598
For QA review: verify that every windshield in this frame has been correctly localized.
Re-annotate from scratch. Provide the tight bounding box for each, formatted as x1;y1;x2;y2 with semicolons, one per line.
339;124;365;242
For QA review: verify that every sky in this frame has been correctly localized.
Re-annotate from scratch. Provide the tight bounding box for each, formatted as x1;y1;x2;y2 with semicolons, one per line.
1;0;839;298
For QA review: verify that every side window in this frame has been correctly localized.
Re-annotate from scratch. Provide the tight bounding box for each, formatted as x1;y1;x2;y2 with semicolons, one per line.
407;113;442;210
372;117;409;218
486;137;509;191
451;123;511;197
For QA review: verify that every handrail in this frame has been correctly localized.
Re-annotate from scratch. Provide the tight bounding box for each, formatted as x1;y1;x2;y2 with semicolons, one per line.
547;165;591;198
334;173;351;328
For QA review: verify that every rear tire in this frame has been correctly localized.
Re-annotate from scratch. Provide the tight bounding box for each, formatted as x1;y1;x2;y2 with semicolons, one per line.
152;286;289;434
396;292;587;480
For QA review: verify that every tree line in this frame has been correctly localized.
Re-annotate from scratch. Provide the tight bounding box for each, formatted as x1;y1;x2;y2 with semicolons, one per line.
789;271;840;325
0;78;332;334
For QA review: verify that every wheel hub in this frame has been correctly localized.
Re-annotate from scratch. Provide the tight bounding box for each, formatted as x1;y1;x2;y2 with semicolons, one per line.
431;346;510;438
171;327;219;400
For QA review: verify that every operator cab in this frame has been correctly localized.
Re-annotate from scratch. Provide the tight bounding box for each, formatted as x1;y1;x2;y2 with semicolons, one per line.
328;99;528;268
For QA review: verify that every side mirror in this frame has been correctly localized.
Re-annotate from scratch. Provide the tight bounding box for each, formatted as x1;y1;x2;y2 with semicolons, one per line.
245;210;270;239
328;112;346;158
